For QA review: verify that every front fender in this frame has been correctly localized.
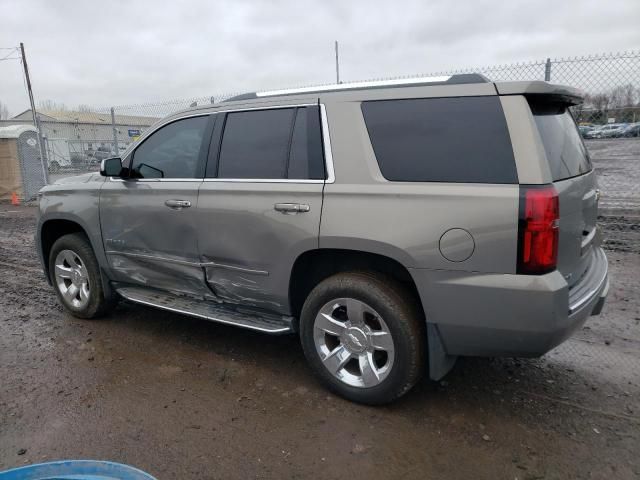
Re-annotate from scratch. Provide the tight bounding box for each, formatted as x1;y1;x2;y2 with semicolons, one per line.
37;179;110;285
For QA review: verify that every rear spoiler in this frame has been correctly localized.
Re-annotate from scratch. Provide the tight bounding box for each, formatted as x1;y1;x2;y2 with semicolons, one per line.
495;81;584;106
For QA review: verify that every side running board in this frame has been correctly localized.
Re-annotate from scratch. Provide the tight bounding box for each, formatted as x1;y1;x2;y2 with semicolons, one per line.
116;286;294;334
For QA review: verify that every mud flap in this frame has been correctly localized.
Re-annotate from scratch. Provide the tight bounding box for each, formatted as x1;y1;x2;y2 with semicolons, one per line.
427;323;457;380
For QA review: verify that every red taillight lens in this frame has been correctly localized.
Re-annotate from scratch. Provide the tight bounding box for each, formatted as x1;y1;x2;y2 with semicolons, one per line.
517;185;559;274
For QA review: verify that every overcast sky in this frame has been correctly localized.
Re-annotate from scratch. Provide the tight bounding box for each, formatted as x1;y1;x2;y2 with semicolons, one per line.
1;0;639;114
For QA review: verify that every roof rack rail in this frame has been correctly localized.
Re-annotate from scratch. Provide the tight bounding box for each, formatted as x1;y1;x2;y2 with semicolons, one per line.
224;73;489;102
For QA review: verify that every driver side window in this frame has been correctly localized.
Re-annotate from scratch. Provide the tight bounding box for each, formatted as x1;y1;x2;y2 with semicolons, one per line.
130;115;209;179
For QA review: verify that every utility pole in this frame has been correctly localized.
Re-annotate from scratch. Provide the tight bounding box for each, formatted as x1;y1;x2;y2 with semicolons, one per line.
335;40;340;84
20;42;48;183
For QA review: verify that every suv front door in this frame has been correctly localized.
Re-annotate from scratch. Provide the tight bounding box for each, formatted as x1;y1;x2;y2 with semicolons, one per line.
196;105;327;314
100;114;215;298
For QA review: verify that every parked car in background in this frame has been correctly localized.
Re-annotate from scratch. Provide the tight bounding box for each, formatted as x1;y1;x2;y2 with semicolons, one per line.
584;123;627;139
36;77;609;405
584;125;603;139
84;146;116;167
621;122;640;137
578;125;594;138
604;123;628;138
91;146;116;161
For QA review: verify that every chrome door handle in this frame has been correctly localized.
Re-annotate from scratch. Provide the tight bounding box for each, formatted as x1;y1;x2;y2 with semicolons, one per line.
274;203;310;214
164;199;191;210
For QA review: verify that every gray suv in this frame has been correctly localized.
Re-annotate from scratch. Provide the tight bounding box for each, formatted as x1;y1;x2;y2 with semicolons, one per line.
36;75;609;404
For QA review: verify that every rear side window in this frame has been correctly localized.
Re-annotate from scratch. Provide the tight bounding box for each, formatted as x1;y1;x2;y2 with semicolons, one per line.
218;108;295;179
529;101;592;181
215;106;325;180
361;96;517;183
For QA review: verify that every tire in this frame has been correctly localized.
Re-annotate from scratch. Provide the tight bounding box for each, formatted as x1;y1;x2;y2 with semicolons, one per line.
48;233;116;319
299;271;426;405
49;161;60;173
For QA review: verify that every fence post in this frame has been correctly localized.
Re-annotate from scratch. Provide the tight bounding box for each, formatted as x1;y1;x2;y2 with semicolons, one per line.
35;114;49;185
110;107;119;157
544;57;552;81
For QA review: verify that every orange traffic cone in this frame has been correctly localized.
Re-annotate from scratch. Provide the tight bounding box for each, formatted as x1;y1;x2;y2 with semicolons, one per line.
11;192;20;206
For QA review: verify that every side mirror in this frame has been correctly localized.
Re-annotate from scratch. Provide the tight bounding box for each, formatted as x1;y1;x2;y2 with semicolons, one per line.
100;157;123;177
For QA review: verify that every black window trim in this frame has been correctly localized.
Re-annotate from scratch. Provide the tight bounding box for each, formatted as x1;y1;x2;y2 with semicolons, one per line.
202;103;334;184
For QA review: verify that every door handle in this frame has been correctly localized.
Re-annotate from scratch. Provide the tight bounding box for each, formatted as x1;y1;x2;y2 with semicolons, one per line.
164;199;192;210
274;203;310;214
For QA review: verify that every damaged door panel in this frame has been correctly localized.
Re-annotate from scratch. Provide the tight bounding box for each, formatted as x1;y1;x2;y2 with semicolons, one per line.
197;182;323;314
101;180;212;298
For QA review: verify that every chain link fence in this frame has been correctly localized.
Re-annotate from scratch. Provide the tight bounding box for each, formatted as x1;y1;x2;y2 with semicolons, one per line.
1;50;639;254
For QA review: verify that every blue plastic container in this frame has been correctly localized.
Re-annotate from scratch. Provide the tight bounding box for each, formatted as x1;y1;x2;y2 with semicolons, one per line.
0;460;157;480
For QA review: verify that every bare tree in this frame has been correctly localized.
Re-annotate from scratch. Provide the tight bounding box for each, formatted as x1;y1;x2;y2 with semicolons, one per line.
609;84;638;109
38;99;67;111
0;100;9;120
587;93;611;112
77;104;92;113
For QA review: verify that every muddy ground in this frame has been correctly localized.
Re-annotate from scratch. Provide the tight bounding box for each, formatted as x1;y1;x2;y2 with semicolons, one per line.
0;204;639;480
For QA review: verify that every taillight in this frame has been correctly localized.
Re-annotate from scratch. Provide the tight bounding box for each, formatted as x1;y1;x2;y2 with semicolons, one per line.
517;185;559;275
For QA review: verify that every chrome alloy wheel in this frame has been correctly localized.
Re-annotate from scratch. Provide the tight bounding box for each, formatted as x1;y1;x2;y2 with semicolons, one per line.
313;298;395;388
54;249;90;309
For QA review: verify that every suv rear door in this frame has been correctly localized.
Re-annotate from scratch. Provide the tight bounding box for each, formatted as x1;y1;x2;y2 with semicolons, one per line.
100;114;215;298
196;105;327;314
529;99;598;288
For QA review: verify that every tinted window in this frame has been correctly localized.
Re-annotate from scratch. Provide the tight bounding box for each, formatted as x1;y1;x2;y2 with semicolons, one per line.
131;116;208;178
218;109;295;179
361;96;517;183
288;106;325;180
530;102;592;181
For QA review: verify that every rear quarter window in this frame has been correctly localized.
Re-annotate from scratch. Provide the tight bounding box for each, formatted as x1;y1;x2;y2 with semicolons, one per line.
361;96;517;183
529;101;592;181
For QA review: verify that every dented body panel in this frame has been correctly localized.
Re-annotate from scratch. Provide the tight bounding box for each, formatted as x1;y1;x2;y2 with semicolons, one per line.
196;181;323;314
98;178;214;298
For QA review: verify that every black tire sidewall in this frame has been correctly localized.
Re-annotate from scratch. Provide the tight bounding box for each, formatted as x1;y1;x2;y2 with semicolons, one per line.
300;272;425;405
48;233;108;319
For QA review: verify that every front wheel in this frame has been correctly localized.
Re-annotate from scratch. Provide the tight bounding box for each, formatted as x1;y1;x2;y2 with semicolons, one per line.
299;272;426;405
48;233;116;319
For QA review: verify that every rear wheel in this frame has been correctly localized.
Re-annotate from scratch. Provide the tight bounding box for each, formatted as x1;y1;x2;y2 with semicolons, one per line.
48;233;116;319
300;271;426;405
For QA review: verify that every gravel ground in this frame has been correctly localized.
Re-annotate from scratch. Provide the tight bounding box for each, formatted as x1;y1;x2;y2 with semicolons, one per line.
587;138;640;210
1;204;639;480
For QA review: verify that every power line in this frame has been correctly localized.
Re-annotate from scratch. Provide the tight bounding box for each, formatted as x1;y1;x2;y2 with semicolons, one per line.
0;49;19;61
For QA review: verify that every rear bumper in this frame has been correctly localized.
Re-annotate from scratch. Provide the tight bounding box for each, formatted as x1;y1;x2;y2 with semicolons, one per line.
410;247;609;357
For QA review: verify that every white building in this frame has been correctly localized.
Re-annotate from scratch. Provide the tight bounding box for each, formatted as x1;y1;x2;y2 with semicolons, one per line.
0;109;159;166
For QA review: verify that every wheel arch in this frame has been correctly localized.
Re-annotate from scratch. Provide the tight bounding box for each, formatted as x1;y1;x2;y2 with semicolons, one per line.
288;248;422;320
289;247;458;381
38;214;109;295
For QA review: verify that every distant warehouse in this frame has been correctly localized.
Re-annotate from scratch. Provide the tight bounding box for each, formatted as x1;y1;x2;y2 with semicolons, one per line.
0;109;159;168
